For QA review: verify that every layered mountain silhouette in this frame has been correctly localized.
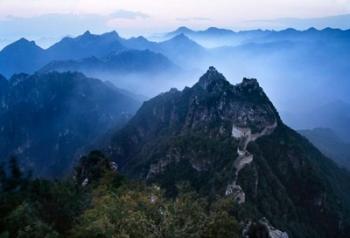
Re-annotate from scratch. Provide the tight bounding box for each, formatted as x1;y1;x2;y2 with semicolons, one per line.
164;26;239;47
0;72;141;177
285;100;350;143
0;31;202;78
1;28;350;135
300;128;350;170
0;38;46;77
46;31;125;61
121;33;206;65
156;34;206;64
39;49;179;76
105;67;350;238
166;26;239;38
164;26;350;47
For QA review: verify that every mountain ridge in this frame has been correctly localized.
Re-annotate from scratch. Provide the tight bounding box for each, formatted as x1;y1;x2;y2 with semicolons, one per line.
104;67;350;238
39;49;179;75
0;31;179;77
0;71;141;177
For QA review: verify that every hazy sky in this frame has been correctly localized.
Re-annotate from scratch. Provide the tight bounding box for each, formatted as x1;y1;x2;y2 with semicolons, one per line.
0;0;350;48
1;0;349;15
2;0;350;23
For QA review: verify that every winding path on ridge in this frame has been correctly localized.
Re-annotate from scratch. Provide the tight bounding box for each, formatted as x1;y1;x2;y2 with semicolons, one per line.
226;121;277;204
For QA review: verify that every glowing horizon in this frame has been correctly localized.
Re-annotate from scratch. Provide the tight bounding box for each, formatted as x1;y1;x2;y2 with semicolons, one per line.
0;0;350;49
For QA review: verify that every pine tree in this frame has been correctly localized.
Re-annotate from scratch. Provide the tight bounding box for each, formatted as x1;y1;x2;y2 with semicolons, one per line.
9;156;22;180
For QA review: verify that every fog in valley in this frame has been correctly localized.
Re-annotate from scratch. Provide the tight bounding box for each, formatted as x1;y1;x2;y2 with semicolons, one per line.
1;27;350;176
44;28;349;142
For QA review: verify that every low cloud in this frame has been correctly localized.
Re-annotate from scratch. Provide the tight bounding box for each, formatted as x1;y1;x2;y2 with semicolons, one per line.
109;10;150;19
176;17;211;22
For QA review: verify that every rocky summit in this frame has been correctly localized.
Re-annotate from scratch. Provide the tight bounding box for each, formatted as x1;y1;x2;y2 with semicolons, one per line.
106;67;350;238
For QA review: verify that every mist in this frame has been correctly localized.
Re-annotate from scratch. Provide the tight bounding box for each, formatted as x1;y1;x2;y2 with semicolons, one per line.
1;27;350;144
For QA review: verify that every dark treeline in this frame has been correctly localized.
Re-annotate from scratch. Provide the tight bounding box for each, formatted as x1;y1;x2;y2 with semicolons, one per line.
0;152;247;238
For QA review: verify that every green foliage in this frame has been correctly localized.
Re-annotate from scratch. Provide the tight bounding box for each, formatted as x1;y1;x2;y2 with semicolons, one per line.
9;157;22;180
71;180;240;238
71;184;160;238
0;157;88;237
27;180;88;234
0;154;240;238
5;202;58;238
75;151;114;185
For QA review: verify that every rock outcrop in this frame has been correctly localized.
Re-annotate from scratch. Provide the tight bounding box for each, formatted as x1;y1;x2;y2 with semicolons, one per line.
105;67;350;238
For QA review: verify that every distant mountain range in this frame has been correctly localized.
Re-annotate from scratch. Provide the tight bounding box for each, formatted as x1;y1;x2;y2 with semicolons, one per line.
0;72;141;177
46;31;125;61
250;14;350;30
39;49;179;76
1;27;350;135
4;27;350;77
163;26;350;47
0;30;203;78
123;33;206;62
166;26;236;37
285;100;350;143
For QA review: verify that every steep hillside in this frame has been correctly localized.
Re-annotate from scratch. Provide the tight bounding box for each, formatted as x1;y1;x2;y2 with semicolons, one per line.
0;72;140;177
106;67;350;238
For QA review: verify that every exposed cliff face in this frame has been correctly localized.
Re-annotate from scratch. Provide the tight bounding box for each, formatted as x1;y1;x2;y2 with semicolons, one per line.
243;218;289;238
106;67;350;238
74;150;118;187
108;66;279;174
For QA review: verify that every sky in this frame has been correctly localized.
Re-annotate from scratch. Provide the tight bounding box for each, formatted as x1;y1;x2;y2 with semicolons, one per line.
0;0;350;48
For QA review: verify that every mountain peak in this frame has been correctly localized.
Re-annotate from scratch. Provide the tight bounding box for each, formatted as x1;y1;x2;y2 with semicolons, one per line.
168;26;194;36
0;38;43;55
199;27;236;36
172;33;190;40
196;66;228;90
83;30;92;36
195;68;266;100
17;37;31;43
206;27;232;32
239;77;260;89
306;27;318;32
163;33;202;49
79;30;95;39
102;30;121;39
234;77;266;99
129;35;148;42
176;26;193;32
11;38;39;48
